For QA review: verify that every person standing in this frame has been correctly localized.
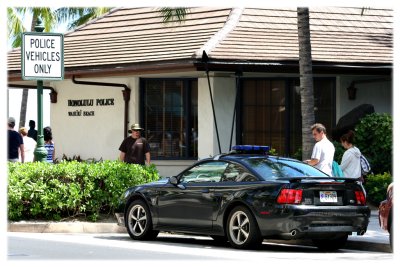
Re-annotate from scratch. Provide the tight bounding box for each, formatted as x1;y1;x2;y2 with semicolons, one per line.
8;117;24;163
305;123;335;176
339;130;361;178
19;127;37;162
119;123;151;165
28;120;38;141
44;126;55;163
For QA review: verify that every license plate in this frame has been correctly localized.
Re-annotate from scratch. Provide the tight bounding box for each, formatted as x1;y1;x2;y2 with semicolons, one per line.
320;191;337;203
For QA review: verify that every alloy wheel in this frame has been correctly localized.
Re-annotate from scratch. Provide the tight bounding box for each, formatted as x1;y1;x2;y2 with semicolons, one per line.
128;204;147;237
229;210;250;245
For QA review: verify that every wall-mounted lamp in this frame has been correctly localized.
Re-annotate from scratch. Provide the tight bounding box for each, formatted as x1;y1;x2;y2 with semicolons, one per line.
49;89;58;103
346;82;357;100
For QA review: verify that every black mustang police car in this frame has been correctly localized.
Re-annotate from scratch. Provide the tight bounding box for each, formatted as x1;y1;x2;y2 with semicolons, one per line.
115;145;370;250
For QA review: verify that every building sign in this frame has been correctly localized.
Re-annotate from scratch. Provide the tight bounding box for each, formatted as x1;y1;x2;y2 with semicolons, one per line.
21;32;64;80
67;98;115;117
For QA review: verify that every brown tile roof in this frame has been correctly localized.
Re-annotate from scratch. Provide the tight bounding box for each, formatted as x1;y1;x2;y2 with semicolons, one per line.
8;6;393;77
210;7;393;63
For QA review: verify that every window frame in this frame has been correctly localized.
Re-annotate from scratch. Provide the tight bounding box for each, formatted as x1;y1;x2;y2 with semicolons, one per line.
140;78;198;160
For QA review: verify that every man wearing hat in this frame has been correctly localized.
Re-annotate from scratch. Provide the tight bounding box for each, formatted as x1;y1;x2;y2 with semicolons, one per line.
8;117;25;163
119;123;151;165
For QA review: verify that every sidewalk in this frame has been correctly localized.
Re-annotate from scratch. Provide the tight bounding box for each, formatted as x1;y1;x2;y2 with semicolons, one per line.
8;216;126;234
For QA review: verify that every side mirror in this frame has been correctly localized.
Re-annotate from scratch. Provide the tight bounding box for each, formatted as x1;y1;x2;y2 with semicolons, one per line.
169;176;178;185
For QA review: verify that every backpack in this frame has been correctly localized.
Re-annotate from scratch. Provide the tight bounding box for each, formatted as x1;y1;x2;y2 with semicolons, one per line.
332;161;344;177
360;154;371;175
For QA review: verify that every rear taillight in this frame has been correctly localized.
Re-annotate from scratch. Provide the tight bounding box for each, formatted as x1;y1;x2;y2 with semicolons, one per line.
277;189;303;204
354;190;366;205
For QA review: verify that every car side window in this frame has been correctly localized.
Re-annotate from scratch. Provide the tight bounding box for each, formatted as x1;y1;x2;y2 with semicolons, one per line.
180;161;228;183
221;163;258;182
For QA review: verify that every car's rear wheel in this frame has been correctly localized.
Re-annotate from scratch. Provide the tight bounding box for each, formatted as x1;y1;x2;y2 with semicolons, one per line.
312;234;348;251
126;200;159;240
226;206;262;249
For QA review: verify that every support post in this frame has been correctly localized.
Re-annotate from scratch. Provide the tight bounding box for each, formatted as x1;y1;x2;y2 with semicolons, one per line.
33;19;48;162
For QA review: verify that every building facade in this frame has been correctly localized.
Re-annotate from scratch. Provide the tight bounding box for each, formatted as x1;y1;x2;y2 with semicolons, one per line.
8;7;393;176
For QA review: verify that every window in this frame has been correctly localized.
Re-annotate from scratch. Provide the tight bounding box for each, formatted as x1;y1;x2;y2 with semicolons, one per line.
242;158;328;180
221;163;257;182
141;79;198;159
240;78;335;157
241;80;286;153
180;161;228;183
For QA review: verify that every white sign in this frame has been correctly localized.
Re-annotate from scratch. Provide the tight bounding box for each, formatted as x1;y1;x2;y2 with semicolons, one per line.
22;32;64;80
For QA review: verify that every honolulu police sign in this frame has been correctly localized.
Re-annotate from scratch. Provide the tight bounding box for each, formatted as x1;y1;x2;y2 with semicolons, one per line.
22;32;64;80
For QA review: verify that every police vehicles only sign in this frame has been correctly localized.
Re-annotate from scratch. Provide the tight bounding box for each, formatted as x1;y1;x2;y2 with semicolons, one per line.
22;32;64;80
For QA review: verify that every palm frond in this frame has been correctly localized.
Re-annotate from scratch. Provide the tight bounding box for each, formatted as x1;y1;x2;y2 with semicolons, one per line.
159;7;189;23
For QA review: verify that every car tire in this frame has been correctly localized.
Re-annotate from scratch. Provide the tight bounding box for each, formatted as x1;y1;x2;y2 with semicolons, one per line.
226;206;262;249
312;234;348;251
126;200;159;240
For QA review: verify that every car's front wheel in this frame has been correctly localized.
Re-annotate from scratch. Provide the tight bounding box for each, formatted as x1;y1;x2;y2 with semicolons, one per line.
312;234;348;251
226;206;262;249
126;200;159;240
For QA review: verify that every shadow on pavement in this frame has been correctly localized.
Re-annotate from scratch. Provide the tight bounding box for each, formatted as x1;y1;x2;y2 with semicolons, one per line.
96;234;392;253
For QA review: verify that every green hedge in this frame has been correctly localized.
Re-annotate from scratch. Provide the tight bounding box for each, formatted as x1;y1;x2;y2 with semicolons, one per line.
363;172;392;206
8;161;159;221
355;113;392;174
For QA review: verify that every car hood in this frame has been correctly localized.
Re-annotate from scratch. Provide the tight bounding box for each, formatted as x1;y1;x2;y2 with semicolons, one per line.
130;177;169;190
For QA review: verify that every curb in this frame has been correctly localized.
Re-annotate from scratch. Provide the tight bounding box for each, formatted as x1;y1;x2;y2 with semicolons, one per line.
8;221;127;233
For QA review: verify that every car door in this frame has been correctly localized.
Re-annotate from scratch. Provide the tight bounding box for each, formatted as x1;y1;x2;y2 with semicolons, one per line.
156;161;228;231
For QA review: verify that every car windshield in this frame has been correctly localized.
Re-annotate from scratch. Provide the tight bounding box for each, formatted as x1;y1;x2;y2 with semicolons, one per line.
241;157;329;180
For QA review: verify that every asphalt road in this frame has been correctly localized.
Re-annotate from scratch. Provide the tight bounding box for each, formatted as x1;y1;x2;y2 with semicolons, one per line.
7;210;393;264
7;231;393;264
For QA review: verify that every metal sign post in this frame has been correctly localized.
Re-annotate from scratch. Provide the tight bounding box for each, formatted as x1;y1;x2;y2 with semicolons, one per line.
21;18;64;162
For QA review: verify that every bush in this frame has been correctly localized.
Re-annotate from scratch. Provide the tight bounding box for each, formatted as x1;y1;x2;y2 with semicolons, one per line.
363;172;392;206
355;113;392;174
8;161;159;221
333;141;345;163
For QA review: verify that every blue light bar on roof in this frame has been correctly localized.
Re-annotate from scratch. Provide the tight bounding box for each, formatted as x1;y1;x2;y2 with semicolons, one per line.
232;145;270;153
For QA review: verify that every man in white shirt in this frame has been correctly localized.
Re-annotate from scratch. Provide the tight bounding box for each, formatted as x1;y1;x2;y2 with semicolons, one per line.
19;127;37;162
305;123;335;176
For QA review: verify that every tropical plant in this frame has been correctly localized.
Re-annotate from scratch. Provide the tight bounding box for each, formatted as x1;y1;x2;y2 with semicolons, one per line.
8;161;159;221
363;172;392;205
355;113;392;174
158;7;189;23
297;7;315;160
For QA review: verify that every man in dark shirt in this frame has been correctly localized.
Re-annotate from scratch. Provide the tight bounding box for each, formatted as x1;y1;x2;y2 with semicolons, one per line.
119;123;150;165
8;117;24;162
28;120;38;141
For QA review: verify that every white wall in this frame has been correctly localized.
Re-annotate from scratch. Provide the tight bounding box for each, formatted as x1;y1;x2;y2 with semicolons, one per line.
336;76;392;120
198;75;236;159
50;77;139;161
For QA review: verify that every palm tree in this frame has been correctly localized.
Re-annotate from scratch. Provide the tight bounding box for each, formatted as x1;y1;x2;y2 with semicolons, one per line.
297;7;315;160
7;7;112;128
158;7;189;23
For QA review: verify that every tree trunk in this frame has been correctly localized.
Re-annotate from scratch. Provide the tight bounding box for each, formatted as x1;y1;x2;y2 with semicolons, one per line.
19;89;29;128
297;7;315;160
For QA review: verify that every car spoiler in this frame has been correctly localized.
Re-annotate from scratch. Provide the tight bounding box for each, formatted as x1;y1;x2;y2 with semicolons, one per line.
276;177;359;183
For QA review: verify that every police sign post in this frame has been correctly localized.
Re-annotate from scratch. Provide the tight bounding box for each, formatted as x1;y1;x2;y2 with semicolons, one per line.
21;18;64;162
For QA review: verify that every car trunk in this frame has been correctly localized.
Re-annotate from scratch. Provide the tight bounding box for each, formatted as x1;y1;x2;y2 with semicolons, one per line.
288;178;366;206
